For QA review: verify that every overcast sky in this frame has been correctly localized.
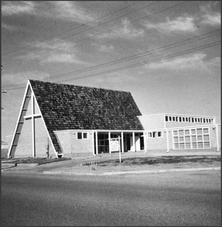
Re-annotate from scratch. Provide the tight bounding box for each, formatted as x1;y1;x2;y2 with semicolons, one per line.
1;1;221;141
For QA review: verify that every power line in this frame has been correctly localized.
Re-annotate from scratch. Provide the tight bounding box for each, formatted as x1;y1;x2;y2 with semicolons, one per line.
2;1;185;66
47;30;220;80
3;1;140;57
55;41;220;83
2;2;156;61
2;40;220;91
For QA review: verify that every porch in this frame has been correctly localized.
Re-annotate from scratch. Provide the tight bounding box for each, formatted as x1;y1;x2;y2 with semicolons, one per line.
93;131;145;155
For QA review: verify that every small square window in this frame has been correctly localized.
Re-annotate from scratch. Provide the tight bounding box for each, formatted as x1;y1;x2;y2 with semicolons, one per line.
158;131;162;137
77;132;88;140
148;132;152;138
83;133;88;139
77;132;82;139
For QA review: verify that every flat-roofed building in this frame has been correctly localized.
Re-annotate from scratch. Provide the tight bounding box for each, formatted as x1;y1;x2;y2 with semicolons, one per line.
138;113;220;152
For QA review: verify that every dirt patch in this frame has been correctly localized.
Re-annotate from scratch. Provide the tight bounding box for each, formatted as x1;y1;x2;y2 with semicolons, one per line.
2;157;71;165
83;156;221;167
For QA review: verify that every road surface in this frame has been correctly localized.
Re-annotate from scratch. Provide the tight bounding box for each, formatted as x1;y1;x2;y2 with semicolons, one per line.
1;170;221;226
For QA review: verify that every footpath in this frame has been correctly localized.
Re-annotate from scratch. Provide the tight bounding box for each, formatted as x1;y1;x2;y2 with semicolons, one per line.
1;150;221;176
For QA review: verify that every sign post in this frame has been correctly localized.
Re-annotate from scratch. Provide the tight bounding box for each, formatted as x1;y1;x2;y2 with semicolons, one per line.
110;136;121;163
118;136;121;163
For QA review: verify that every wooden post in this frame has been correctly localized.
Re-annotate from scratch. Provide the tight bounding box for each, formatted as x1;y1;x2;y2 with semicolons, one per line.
109;132;111;153
144;132;147;153
121;132;124;153
92;131;96;156
95;131;98;155
132;132;136;152
118;135;121;163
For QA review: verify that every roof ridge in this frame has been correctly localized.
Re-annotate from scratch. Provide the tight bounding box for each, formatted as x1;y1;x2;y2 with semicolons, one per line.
29;79;131;94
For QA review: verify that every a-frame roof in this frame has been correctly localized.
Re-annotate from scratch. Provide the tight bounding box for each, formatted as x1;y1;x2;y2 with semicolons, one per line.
30;80;143;131
8;80;144;157
29;80;143;153
28;80;144;154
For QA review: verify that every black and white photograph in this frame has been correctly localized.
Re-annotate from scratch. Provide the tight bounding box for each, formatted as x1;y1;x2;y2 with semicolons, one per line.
1;1;221;226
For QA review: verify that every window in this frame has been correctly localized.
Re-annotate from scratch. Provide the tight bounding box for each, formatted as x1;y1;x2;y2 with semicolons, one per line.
173;117;175;121
165;116;168;122
179;117;182;122
77;132;88;140
169;116;172;121
173;127;210;150
148;132;152;138
77;132;82;139
148;131;162;138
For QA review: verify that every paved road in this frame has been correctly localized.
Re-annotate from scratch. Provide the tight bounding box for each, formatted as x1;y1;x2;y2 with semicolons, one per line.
1;171;221;226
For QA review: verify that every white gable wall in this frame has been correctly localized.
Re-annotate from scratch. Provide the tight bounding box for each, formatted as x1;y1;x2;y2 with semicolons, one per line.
14;116;56;158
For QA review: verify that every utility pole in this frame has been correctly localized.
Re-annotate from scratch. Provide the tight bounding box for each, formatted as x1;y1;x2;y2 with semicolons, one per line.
1;65;7;109
1;90;7;110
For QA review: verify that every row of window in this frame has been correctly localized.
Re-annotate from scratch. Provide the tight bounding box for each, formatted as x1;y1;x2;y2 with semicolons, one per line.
77;132;88;140
148;131;162;138
165;115;214;124
173;128;210;150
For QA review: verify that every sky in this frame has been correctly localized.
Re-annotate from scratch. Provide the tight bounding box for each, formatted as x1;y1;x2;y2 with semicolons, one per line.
1;1;221;142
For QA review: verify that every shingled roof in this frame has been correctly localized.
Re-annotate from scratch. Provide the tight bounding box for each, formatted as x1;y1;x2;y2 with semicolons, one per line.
29;80;144;154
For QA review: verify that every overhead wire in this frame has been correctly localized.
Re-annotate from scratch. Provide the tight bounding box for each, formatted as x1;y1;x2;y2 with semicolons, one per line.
47;29;220;80
2;1;156;61
3;1;140;57
2;1;185;66
2;40;220;91
55;41;220;83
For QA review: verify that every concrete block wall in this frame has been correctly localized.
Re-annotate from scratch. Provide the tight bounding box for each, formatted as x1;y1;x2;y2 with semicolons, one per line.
138;114;165;130
71;131;94;154
145;131;167;150
165;120;215;128
55;130;94;156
